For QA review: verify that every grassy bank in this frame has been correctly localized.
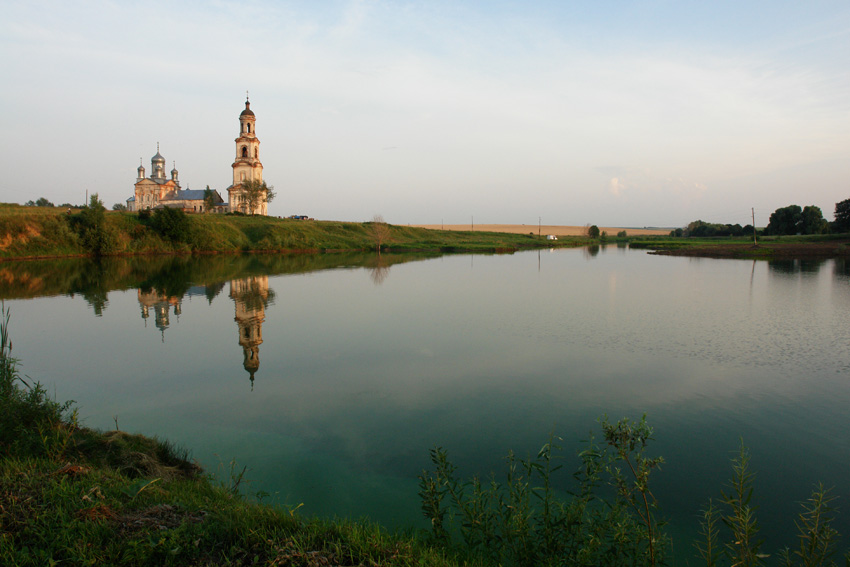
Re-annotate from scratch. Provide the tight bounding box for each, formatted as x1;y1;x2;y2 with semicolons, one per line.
628;234;850;258
0;204;584;260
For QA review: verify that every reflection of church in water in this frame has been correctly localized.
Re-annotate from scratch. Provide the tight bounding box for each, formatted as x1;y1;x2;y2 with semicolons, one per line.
136;276;271;387
229;276;270;385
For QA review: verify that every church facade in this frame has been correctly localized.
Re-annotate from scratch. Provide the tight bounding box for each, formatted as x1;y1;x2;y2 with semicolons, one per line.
127;99;269;215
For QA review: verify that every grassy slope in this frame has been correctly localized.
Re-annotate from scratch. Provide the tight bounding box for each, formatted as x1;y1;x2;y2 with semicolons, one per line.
0;204;585;260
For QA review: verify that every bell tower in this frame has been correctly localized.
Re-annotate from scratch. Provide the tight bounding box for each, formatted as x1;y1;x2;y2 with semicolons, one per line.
229;95;265;214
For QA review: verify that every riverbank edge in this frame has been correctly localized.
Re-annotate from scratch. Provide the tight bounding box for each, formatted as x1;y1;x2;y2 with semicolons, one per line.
630;236;850;259
0;205;589;262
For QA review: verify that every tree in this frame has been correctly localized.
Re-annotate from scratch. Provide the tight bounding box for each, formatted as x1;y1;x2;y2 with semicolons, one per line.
833;198;850;233
587;225;600;239
241;179;275;215
368;215;392;253
149;207;192;242
112;203;127;211
35;197;54;207
74;193;113;255
800;206;828;235
203;186;217;213
766;205;802;236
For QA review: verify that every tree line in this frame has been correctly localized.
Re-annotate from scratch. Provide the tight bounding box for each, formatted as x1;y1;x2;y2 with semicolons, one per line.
675;197;850;237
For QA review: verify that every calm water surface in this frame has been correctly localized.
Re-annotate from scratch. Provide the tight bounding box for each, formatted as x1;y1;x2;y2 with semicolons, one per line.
2;247;849;558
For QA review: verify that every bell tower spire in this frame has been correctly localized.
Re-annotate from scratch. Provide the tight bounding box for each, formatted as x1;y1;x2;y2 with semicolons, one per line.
229;95;265;214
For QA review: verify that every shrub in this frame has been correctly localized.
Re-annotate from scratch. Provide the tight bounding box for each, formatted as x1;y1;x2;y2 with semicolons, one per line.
148;207;193;243
71;194;118;255
419;415;665;566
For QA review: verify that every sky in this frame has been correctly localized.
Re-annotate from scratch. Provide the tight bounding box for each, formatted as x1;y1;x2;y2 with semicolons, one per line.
1;1;848;227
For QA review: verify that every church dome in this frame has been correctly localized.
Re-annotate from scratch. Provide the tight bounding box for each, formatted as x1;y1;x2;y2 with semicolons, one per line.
240;100;255;117
152;151;165;164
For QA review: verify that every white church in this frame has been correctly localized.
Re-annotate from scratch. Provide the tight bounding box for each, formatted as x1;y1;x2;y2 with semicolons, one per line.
127;98;269;215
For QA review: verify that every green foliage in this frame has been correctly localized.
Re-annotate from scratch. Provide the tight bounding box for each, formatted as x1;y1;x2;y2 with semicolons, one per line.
617;230;628;238
35;197;54;207
779;484;840;567
147;207;192;243
719;442;763;566
202;185;217;213
687;220;747;237
112;202;127;211
832;198;850;233
240;179;275;215
765;205;829;236
72;193;118;255
419;416;666;566
587;225;600;238
800;206;829;235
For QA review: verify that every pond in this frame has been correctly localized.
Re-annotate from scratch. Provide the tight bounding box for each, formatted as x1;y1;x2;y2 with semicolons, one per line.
2;247;849;559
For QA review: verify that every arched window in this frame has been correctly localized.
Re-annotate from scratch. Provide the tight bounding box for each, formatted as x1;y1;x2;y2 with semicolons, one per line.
247;124;251;133
242;146;248;158
254;147;258;158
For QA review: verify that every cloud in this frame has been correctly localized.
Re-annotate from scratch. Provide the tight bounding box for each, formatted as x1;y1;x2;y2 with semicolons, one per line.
599;166;707;199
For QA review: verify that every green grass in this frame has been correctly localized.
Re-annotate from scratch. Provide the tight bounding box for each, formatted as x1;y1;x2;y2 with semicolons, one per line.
0;204;585;260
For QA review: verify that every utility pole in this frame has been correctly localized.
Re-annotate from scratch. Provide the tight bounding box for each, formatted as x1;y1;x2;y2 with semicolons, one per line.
471;215;474;231
538;216;541;236
752;207;757;245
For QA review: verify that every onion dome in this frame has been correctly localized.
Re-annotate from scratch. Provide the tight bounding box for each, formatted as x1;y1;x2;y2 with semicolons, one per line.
240;100;255;117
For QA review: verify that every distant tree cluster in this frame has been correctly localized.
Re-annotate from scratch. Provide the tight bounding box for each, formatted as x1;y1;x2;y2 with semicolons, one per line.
833;198;850;233
684;220;754;238
765;205;828;236
673;197;849;237
25;197;54;207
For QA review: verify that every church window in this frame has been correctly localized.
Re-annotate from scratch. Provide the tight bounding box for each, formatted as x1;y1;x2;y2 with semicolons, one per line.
247;123;251;133
242;146;248;158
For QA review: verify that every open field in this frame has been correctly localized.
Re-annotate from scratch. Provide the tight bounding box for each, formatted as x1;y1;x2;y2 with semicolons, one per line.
411;224;671;236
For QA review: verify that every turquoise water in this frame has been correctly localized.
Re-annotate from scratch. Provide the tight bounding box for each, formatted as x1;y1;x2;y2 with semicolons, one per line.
2;248;849;559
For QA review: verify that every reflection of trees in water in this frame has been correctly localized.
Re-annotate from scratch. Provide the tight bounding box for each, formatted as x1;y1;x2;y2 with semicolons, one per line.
369;265;390;285
365;255;391;286
204;281;226;304
0;251;444;318
584;245;600;258
67;258;109;316
768;258;827;275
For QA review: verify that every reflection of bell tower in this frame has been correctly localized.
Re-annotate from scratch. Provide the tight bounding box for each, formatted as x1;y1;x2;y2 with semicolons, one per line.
229;276;269;386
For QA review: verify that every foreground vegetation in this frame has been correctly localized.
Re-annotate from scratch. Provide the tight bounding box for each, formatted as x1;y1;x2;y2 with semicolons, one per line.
3;301;850;566
0;201;584;260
